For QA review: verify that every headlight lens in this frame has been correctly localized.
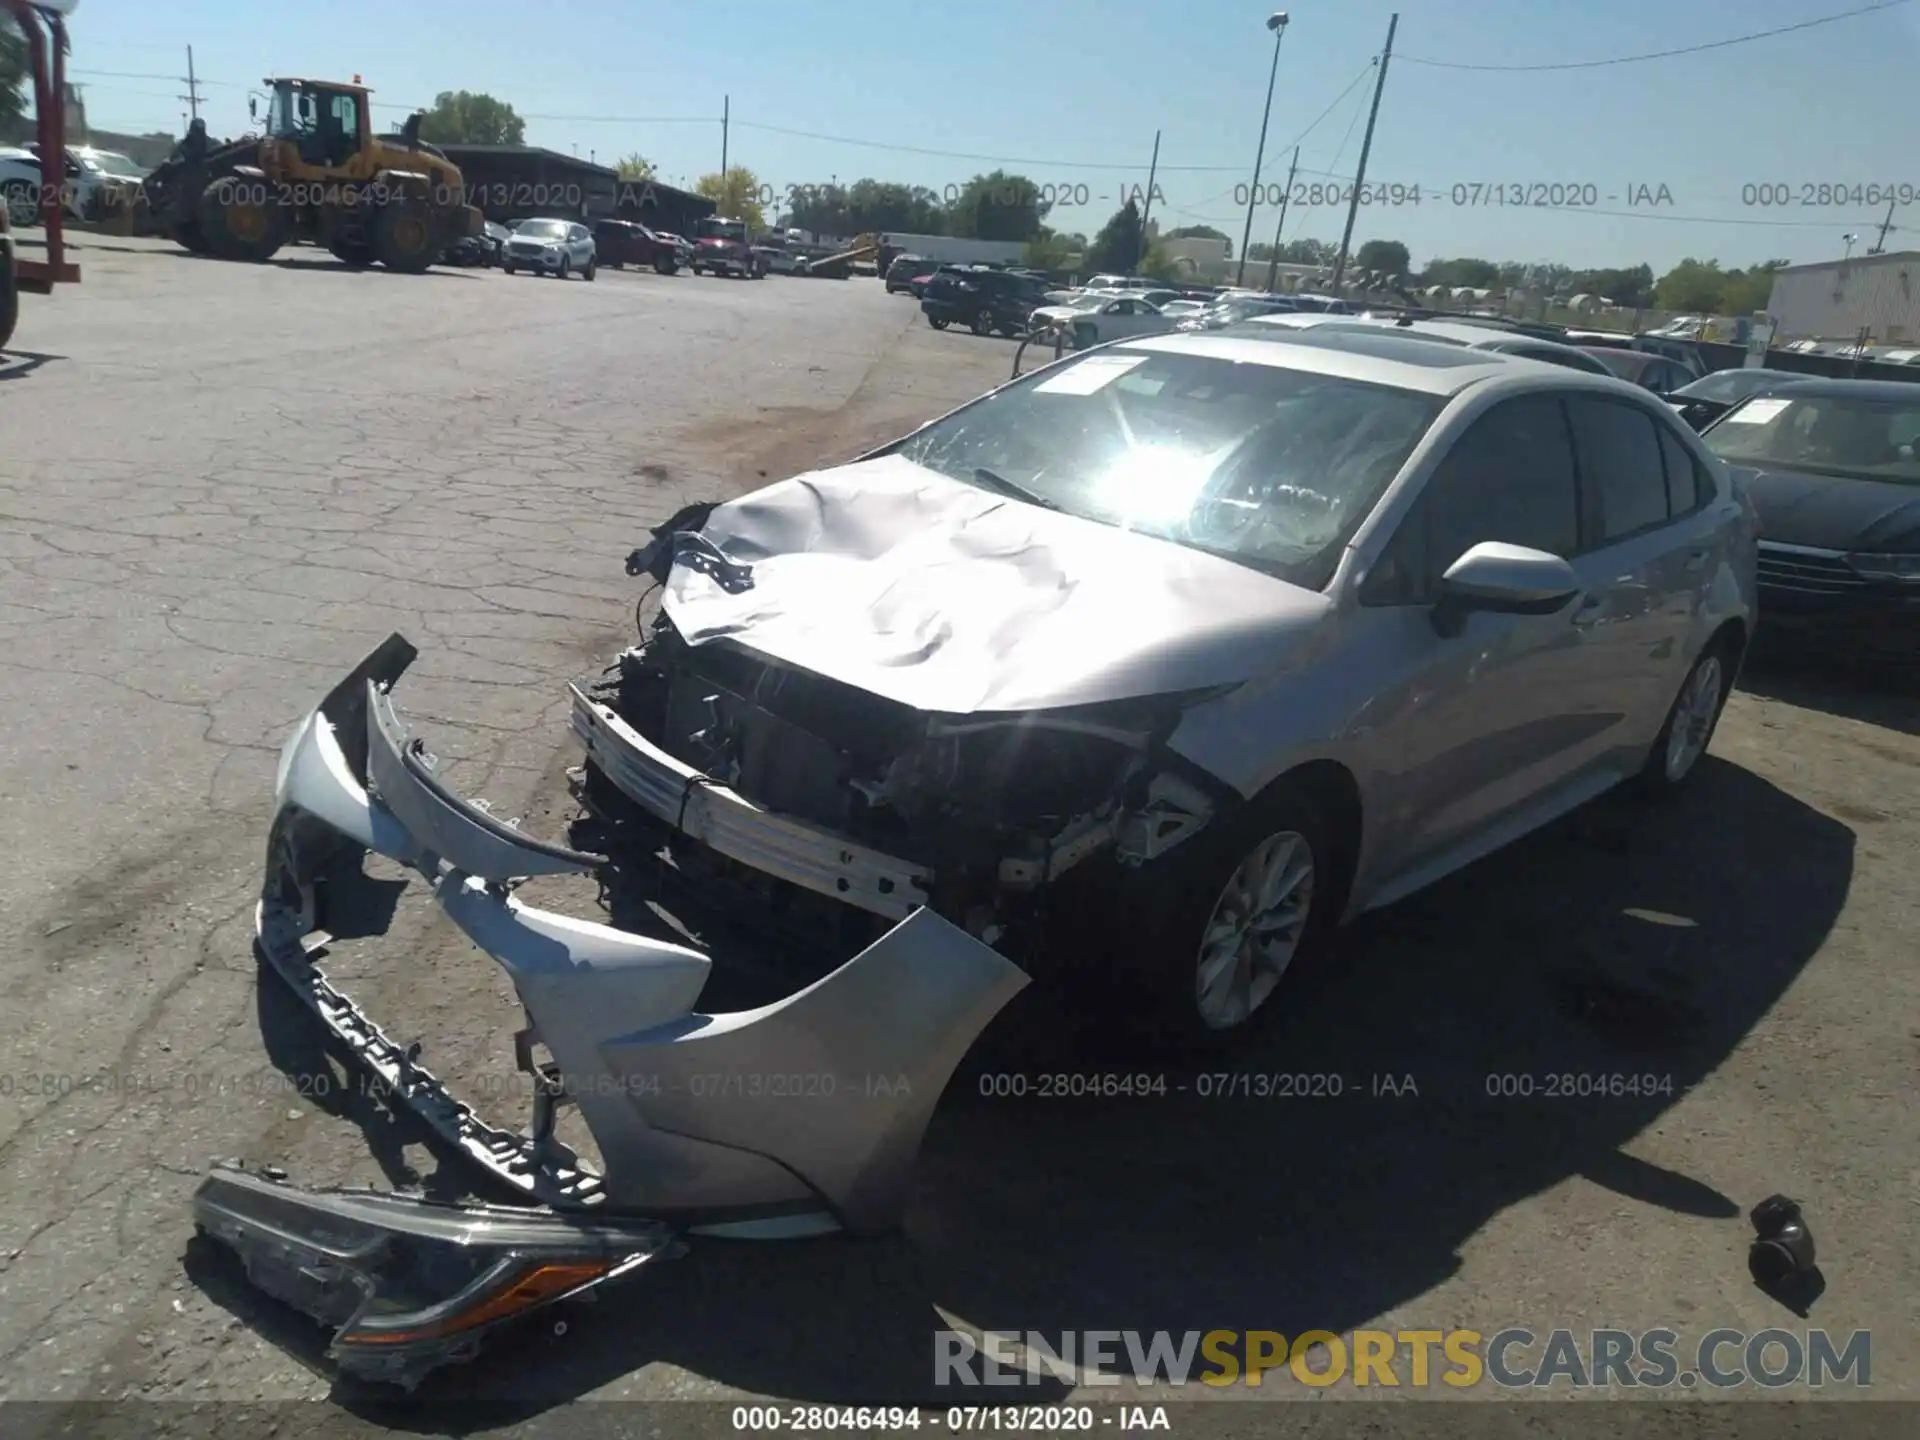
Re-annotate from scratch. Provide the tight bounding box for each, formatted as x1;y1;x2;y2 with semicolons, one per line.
1844;552;1920;582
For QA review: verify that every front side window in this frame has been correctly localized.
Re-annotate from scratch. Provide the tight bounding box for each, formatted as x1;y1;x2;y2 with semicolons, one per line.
1566;396;1670;540
1427;395;1581;569
892;348;1442;589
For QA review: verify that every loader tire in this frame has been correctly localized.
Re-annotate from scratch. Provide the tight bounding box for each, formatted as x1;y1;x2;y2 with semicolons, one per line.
171;219;210;255
372;202;439;274
198;178;289;263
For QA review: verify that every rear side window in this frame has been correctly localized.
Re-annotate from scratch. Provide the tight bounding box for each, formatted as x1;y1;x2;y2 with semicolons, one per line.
1657;425;1713;515
1567;397;1670;541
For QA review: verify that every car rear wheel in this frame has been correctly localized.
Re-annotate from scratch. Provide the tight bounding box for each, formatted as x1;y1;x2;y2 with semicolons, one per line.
1634;642;1732;795
969;308;994;336
927;314;949;330
502;262;515;275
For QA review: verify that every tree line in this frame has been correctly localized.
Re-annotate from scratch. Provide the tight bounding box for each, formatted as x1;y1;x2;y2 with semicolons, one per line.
414;90;1792;312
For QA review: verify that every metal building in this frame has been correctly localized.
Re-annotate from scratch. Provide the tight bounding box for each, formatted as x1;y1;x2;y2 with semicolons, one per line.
1765;250;1920;344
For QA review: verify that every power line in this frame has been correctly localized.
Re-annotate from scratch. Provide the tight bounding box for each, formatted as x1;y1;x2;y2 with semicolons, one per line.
1400;0;1911;72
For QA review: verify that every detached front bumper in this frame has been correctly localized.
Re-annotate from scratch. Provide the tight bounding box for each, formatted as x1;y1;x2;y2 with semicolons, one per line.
249;634;1027;1233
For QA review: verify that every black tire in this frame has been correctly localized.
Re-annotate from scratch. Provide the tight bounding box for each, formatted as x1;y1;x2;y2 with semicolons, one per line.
326;237;376;267
197;178;289;262
969;308;995;336
557;256;570;280
171;219;210;255
502;262;516;275
371;202;439;273
927;314;949;330
1096;780;1343;1054
1631;637;1735;797
584;256;597;281
608;259;624;269
655;257;676;275
691;264;702;276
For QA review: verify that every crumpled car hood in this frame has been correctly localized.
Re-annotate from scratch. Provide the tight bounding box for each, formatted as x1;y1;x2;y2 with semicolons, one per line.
662;454;1332;713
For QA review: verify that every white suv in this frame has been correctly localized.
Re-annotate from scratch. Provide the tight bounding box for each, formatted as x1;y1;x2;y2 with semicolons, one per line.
502;218;598;280
1;145;146;225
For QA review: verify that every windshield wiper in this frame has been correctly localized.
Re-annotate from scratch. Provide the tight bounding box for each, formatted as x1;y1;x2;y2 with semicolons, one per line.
970;467;1062;511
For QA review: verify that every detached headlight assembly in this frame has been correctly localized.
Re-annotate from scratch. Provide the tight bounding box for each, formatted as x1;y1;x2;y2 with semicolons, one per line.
193;1164;674;1390
1844;552;1920;582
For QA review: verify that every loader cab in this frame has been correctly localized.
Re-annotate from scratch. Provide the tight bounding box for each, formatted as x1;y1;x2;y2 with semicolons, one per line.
261;78;370;170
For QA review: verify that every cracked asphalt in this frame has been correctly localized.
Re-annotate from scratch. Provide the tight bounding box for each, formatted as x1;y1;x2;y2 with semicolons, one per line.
0;238;1915;1432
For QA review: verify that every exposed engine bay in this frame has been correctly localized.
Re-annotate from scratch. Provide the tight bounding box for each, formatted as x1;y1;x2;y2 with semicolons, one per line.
578;500;1226;969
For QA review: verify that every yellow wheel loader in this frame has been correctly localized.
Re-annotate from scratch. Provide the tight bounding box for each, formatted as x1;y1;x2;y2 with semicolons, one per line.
142;77;482;272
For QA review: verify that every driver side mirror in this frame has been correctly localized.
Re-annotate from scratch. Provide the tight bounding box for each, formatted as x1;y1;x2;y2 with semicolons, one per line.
1431;541;1581;637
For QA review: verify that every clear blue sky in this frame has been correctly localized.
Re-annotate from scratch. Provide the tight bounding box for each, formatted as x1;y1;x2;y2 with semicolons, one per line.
57;0;1920;273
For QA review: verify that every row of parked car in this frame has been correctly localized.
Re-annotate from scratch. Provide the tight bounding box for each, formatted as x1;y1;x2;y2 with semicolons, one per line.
440;217;696;279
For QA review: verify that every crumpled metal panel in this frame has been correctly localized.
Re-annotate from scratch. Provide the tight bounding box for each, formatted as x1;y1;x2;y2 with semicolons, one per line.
661;454;1331;714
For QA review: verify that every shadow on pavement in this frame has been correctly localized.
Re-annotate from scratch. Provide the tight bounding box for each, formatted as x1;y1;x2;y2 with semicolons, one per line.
240;754;1847;1422
0;350;62;381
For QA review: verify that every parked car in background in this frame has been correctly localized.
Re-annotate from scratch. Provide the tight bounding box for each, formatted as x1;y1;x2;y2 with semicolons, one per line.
444;219;509;267
502;218;597;280
1176;295;1309;332
1666;368;1805;432
885;253;929;293
1;143;147;224
600;331;1755;1045
922;267;1050;336
753;245;809;275
1579;346;1696;397
1239;313;1618;375
1700;379;1920;665
654;232;695;268
1567;331;1707;380
690;215;764;278
593;219;682;273
1030;293;1176;348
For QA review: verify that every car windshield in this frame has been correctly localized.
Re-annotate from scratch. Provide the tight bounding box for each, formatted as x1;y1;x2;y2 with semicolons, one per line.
1704;392;1920;484
515;220;569;238
1675;370;1797;404
890;346;1442;587
80;151;141;174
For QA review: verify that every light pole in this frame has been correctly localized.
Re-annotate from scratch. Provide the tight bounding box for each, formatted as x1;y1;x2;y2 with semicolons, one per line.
1842;232;1860;261
1236;11;1290;288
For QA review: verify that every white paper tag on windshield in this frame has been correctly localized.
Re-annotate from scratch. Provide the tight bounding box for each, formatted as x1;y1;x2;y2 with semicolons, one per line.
1035;354;1148;395
1724;396;1791;424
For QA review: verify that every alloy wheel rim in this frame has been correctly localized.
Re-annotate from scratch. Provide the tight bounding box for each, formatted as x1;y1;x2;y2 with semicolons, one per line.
1194;830;1314;1031
1665;655;1723;781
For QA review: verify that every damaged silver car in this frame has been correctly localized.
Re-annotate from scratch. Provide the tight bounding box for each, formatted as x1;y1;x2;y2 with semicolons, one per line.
577;330;1758;1042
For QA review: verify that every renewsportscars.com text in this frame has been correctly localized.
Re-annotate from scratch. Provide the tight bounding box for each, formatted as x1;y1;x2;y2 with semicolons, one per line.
936;1327;1871;1390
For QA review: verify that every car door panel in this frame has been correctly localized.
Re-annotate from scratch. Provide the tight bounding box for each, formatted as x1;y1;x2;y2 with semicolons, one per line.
1563;396;1700;755
1351;394;1604;884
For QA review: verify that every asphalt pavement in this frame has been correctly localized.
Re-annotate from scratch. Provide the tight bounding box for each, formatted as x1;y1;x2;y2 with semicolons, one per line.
0;238;1913;1429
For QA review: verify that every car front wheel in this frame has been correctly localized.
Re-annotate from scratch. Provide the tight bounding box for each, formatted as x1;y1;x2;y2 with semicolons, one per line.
1100;780;1341;1052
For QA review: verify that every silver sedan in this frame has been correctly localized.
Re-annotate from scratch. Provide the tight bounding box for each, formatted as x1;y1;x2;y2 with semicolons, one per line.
578;327;1759;1046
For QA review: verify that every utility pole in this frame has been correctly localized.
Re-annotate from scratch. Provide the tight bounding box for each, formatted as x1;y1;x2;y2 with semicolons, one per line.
1138;129;1161;273
720;95;729;176
1869;198;1896;254
182;45;201;121
1331;12;1397;295
1264;146;1299;293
